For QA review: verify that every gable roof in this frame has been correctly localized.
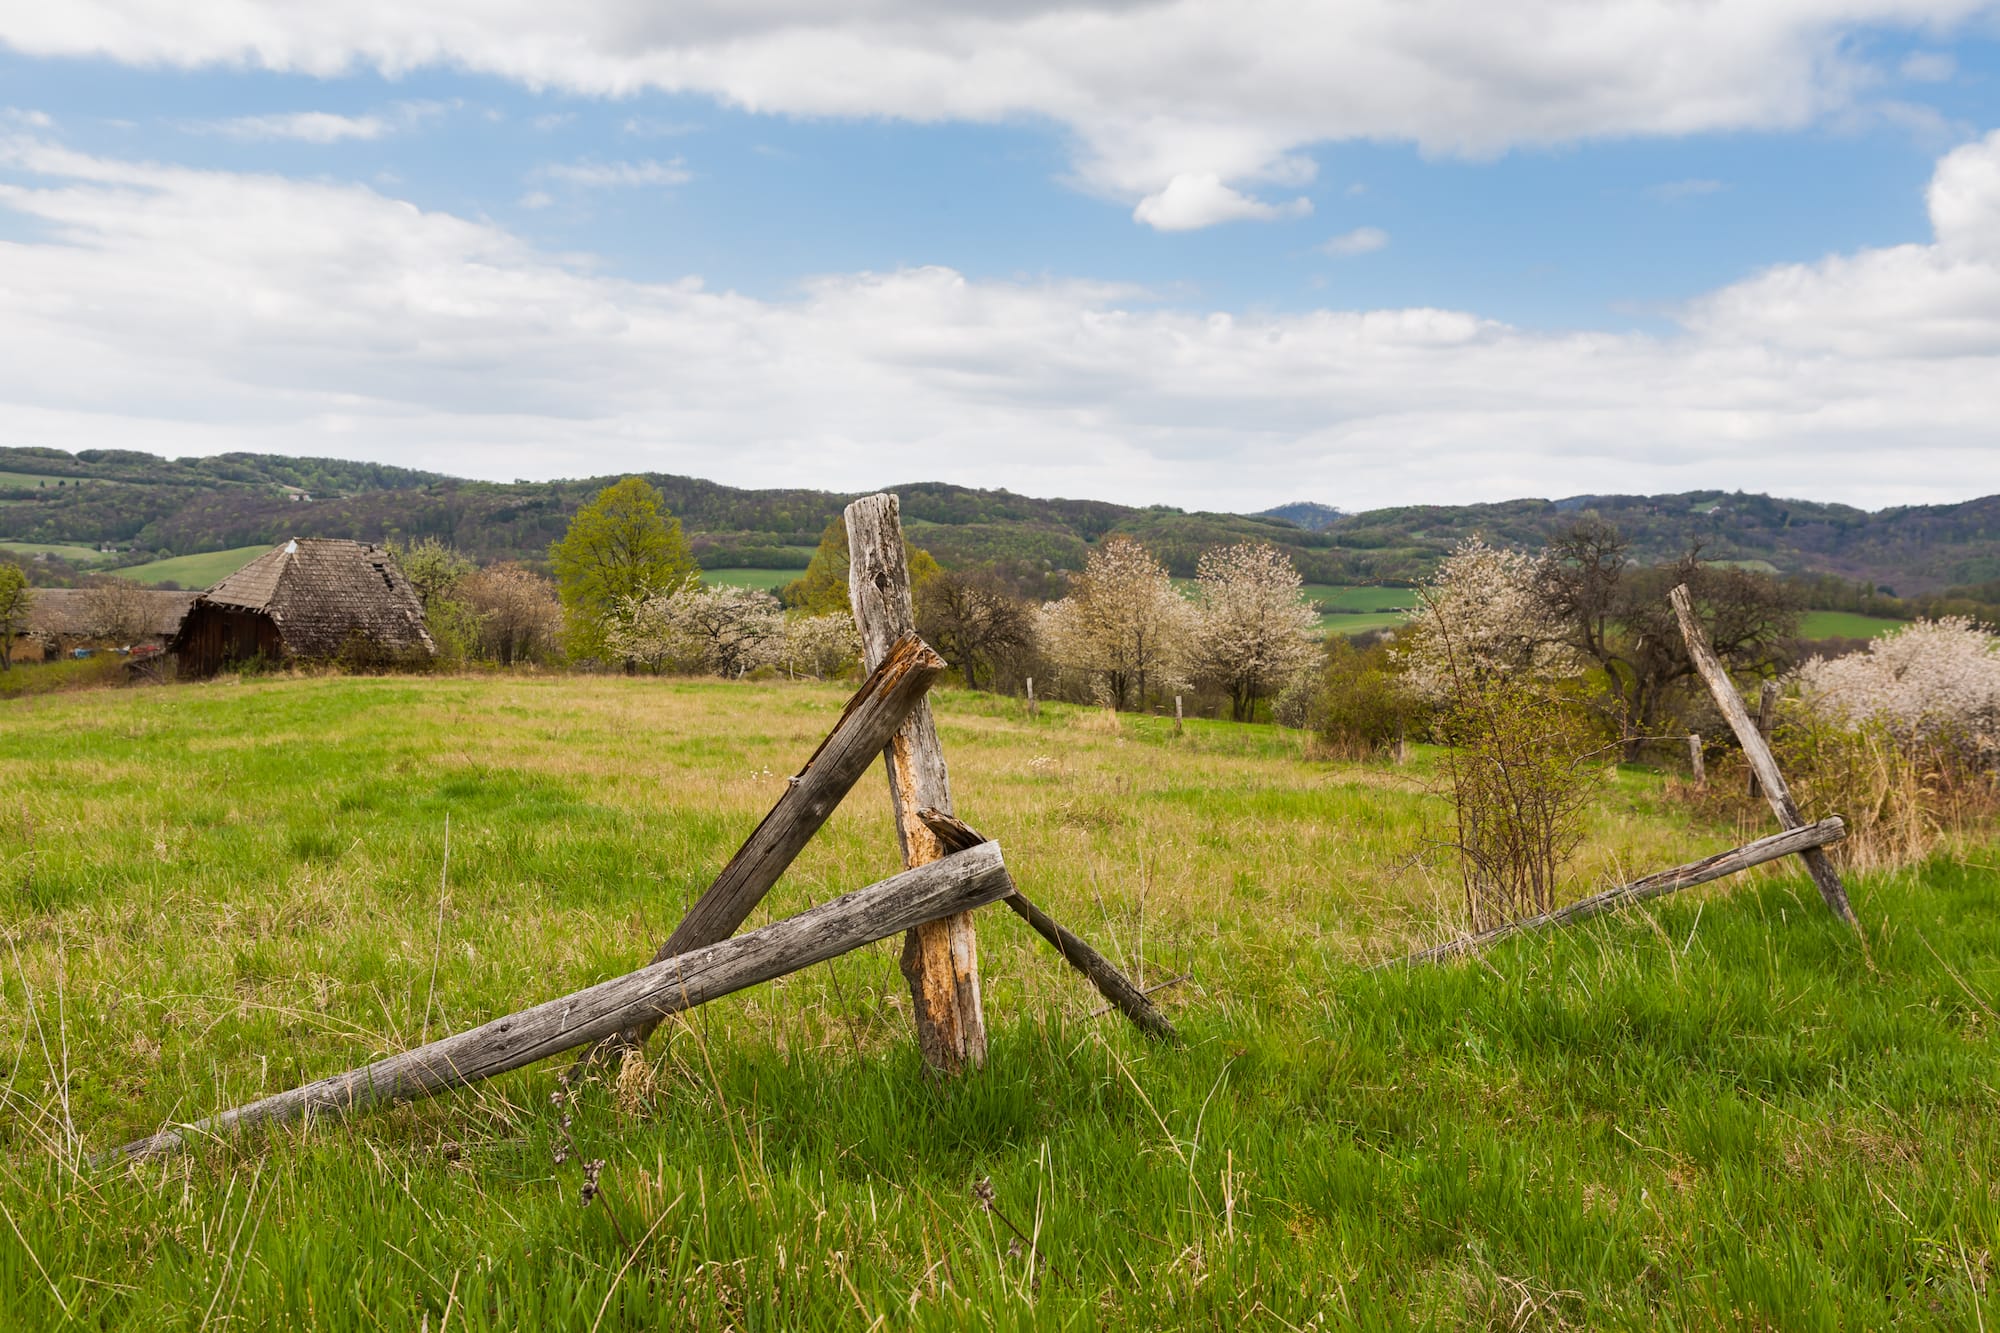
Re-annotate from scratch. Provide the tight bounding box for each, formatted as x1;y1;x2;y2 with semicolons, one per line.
192;538;436;660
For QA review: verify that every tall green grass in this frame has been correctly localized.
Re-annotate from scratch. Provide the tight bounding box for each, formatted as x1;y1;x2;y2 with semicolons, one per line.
0;676;1993;1327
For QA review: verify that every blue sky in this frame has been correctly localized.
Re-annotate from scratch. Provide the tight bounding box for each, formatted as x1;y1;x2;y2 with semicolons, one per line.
2;5;1999;512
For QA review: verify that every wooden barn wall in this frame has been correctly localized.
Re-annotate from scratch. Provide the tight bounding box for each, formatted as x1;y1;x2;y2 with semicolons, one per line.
176;608;283;677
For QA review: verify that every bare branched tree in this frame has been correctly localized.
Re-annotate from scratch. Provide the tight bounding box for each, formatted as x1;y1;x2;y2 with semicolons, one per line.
916;570;1036;691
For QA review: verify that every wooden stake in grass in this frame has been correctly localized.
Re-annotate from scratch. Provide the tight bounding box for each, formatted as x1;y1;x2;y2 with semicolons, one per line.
1687;734;1706;789
103;844;1018;1164
916;808;1178;1043
846;493;987;1076
1393;817;1848;965
1749;681;1779;799
1669;584;1858;927
622;633;947;1046
1173;695;1184;737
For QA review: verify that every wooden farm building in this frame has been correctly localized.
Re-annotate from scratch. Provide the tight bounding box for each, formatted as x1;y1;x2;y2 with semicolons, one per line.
172;538;436;676
17;588;197;663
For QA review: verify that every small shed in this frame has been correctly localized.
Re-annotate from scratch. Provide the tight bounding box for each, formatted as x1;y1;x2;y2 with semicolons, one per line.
20;587;197;662
172;538;436;677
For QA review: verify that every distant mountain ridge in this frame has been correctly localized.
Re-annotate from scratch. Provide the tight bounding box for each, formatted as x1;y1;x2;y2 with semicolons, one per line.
3;446;1997;597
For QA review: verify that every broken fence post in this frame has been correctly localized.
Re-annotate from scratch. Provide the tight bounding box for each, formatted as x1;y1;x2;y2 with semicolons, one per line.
1749;680;1779;798
846;493;988;1076
104;845;1017;1165
916;807;1178;1043
1391;817;1847;966
1668;584;1858;927
620;633;948;1045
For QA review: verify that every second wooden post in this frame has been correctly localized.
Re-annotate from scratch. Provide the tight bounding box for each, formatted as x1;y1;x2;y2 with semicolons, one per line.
846;493;989;1074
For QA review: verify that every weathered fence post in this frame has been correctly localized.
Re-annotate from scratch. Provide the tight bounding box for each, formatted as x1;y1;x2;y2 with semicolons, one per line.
1687;734;1706;788
1749;681;1779;798
1669;584;1858;927
1173;695;1184;737
1026;676;1037;719
846;494;988;1075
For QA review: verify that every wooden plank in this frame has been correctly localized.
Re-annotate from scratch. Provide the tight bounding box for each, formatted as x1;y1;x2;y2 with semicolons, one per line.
620;634;946;1043
1749;681;1779;798
1393;817;1847;966
1668;584;1857;925
916;808;1178;1043
845;493;987;1075
104;844;1017;1164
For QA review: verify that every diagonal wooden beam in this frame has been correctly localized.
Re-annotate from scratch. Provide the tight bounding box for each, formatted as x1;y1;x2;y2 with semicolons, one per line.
1391;817;1848;966
619;633;947;1045
1668;584;1858;926
916;808;1179;1043
104;844;1017;1165
846;493;987;1076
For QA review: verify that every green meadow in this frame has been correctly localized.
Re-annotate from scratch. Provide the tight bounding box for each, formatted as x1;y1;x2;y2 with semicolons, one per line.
699;567;800;592
0;675;1995;1328
0;540;109;565
118;545;272;588
1797;610;1911;641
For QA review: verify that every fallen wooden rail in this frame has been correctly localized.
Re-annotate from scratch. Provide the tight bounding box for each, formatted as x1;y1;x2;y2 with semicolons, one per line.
105;844;1016;1164
1669;584;1858;927
916;808;1179;1043
1390;817;1847;967
622;633;946;1044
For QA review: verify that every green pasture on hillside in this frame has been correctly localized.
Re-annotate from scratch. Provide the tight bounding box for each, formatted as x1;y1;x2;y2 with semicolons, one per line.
699;567;797;592
0;538;108;564
119;544;272;587
1798;610;1910;640
0;470;112;489
0;676;1994;1328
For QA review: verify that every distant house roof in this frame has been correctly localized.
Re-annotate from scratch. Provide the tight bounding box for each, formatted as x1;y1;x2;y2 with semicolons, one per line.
190;538;436;660
26;588;197;643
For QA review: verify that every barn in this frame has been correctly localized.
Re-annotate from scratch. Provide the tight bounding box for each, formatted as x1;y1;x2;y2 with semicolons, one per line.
17;587;197;663
172;538;436;677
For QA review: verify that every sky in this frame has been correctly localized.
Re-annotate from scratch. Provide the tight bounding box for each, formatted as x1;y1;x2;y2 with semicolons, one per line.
2;4;1999;514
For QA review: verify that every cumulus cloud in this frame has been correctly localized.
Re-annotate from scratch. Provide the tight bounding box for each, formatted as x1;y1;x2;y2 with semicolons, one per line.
0;129;1997;510
3;2;1993;227
1320;226;1388;256
1132;173;1311;230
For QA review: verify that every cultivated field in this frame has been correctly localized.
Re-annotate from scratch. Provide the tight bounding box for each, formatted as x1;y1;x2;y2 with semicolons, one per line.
1;676;1995;1327
118;545;272;588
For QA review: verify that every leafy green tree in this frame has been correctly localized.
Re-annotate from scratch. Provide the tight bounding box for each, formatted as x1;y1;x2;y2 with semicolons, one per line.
390;538;479;665
550;477;698;660
782;517;941;616
0;565;31;671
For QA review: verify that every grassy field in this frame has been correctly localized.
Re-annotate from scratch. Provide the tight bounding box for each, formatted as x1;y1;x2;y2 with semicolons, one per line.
699;567;800;592
1798;610;1910;640
1;676;1995;1328
0;471;111;489
0;539;108;565
117;544;272;588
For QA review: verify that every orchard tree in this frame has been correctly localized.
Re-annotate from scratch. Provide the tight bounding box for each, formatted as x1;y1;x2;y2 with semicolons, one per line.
916;569;1036;691
1040;535;1191;710
461;563;562;666
391;538;479;662
1187;542;1321;721
82;577;152;646
1536;519;1800;759
550;477;698;660
0;565;30;670
607;582;783;677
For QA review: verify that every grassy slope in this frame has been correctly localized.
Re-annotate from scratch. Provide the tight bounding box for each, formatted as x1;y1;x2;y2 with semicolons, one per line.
1798;610;1909;640
699;567;797;592
0;678;1994;1328
117;544;271;587
0;539;107;564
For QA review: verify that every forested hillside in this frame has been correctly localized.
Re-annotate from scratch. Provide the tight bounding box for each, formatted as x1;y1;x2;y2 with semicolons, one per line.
5;445;1999;597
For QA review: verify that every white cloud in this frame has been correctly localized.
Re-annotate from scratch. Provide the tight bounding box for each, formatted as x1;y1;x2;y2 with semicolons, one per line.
1132;173;1311;231
198;111;391;143
4;2;1993;228
539;157;691;188
0;130;1997;510
1320;226;1388;256
1900;51;1958;82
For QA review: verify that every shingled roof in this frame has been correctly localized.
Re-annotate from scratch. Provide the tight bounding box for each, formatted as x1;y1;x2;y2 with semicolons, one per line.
193;538;436;661
26;588;197;643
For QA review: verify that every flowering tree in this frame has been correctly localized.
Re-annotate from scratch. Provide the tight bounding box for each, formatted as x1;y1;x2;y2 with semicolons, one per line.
1187;542;1322;721
1793;617;2000;760
776;613;863;681
1398;539;1575;700
607;581;783;677
1039;535;1191;710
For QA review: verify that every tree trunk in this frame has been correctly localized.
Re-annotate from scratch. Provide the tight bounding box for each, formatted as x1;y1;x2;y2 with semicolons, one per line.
846;495;988;1076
